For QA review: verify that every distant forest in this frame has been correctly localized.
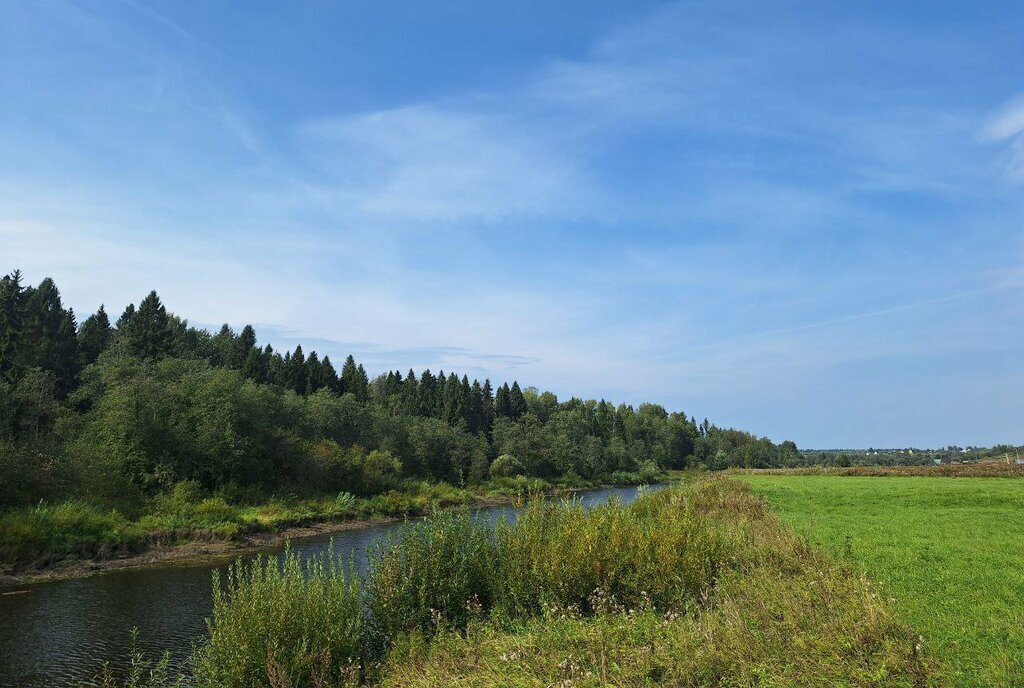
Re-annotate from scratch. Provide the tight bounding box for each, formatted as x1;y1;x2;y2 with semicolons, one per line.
0;269;817;507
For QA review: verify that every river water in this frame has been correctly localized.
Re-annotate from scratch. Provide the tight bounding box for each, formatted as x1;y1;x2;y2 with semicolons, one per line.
0;484;660;687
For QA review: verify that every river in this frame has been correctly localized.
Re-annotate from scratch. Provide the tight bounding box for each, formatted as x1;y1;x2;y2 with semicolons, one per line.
0;484;661;687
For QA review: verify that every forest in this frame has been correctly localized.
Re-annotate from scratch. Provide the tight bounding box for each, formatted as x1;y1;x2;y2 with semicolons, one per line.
0;268;809;515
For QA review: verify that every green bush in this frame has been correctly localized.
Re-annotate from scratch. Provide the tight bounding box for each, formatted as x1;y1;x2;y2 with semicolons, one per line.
487;453;523;478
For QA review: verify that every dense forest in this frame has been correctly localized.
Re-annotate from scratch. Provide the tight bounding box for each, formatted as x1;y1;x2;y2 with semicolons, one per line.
0;269;810;511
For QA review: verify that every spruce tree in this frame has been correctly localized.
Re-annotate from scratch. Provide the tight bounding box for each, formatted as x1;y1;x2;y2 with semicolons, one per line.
288;345;307;394
78;305;112;367
469;379;484;433
306;350;323;392
237;325;257;365
23;278;79;395
355;363;369;402
417;369;436;415
340;355;359;396
481;379;495;433
509;381;528;420
0;271;27;380
495;382;511;418
321;356;340;393
124;291;174;359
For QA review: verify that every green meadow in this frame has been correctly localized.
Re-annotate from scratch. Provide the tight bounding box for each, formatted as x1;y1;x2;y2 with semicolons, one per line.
742;475;1024;688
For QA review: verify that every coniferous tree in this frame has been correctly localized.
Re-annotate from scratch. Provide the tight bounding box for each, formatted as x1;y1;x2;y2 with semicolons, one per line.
288;345;308;394
401;369;419;415
0;270;27;381
211;324;236;367
306;350;323;392
509;381;528;420
469;379;485;433
481;379;495;432
495;382;511;418
236;325;257;367
121;291;174;359
321;355;340;393
340;355;359;396
355;364;369;401
23;278;79;395
78;306;112;368
116;303;135;329
417;369;436;415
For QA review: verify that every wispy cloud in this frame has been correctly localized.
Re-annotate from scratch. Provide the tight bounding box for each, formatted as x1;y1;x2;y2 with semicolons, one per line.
297;105;596;221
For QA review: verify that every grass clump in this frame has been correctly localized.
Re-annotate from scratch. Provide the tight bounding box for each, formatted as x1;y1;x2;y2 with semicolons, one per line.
191;546;363;688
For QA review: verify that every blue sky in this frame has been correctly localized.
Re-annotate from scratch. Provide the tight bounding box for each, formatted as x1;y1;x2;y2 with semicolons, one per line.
2;0;1022;448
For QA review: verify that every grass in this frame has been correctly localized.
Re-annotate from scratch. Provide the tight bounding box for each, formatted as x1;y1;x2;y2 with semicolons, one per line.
741;474;1024;688
97;478;935;687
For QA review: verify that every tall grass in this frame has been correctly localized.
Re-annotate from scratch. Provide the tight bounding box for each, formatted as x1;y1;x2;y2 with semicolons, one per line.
366;512;495;643
191;546;363;688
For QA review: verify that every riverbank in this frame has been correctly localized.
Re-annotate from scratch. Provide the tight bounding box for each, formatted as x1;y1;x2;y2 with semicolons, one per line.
0;474;680;588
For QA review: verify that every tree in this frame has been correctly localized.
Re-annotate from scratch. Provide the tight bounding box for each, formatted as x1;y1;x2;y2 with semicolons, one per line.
120;291;175;359
494;383;511;418
23;278;79;395
508;381;528;420
481;379;495;433
78;306;112;368
0;270;27;380
340;355;368;401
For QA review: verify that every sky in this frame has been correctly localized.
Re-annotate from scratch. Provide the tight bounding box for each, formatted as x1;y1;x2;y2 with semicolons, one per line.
2;0;1022;449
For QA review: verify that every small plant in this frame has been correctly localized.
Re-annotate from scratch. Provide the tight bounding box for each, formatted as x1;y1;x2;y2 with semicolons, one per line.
334;491;356;512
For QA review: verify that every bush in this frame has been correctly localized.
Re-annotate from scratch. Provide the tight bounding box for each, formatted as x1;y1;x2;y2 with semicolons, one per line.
488;454;524;478
361;449;402;495
192;547;363;688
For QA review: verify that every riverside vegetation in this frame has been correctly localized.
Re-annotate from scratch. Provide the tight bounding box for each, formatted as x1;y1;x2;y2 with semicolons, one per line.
95;479;935;688
1;270;802;573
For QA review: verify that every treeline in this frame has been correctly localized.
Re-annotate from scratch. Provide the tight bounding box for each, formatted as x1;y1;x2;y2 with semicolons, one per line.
0;270;800;509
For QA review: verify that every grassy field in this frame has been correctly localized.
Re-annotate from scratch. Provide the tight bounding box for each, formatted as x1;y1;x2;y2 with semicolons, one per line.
742;474;1024;688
